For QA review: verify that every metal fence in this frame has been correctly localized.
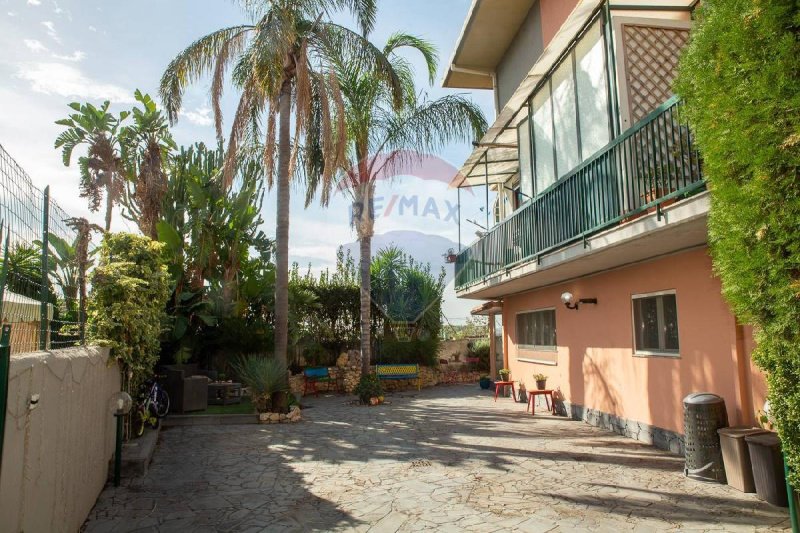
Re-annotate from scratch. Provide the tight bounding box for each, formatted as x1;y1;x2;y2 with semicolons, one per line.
0;143;95;354
455;96;705;290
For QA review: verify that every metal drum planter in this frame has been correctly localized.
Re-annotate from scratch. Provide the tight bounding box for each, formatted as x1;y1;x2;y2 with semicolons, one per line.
684;392;729;483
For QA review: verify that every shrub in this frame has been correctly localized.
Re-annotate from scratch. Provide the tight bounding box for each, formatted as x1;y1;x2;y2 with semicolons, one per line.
468;339;491;372
353;374;384;405
675;0;800;486
378;336;440;367
231;355;287;412
88;233;169;392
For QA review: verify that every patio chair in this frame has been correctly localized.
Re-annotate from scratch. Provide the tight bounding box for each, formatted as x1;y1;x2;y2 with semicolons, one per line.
163;364;212;413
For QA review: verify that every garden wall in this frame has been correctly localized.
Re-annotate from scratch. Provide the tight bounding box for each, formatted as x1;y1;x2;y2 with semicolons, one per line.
0;346;119;533
288;348;482;397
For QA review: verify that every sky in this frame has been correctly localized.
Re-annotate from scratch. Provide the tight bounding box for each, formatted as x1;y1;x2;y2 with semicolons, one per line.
0;0;497;323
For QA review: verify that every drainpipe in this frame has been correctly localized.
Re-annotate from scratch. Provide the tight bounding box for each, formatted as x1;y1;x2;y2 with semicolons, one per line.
734;322;755;426
488;314;497;380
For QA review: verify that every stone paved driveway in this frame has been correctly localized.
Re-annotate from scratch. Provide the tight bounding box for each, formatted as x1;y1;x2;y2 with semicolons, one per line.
84;385;790;532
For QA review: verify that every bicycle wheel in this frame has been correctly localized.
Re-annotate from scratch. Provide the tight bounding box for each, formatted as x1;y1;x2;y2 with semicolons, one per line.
147;404;161;429
131;407;146;438
154;387;170;418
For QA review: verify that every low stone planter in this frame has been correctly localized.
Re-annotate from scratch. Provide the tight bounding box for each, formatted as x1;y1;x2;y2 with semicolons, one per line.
258;406;302;424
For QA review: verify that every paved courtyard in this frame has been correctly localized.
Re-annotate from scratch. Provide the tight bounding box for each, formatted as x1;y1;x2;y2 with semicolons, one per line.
85;385;790;532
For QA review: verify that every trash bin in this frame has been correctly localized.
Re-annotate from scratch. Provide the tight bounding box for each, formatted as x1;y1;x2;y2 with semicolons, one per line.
746;432;788;507
684;392;728;483
718;427;768;492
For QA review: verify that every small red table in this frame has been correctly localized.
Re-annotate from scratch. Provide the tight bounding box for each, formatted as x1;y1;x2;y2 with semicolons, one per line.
493;381;516;402
527;389;556;415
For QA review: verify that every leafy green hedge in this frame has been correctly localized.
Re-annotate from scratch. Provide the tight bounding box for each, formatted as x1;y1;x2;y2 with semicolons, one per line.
88;233;170;392
675;0;800;487
378;336;440;368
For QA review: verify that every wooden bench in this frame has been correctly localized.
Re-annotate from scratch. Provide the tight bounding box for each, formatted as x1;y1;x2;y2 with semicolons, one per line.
303;367;332;397
375;364;421;390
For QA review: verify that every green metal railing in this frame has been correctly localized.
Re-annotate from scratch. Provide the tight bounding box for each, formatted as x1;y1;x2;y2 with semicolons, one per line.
0;143;93;354
456;97;704;290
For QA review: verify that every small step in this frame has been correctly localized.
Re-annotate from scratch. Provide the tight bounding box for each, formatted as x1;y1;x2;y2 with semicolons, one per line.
162;413;259;426
109;426;159;479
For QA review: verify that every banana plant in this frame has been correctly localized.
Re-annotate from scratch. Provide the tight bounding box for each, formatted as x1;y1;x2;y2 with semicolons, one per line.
120;90;177;239
55;101;129;231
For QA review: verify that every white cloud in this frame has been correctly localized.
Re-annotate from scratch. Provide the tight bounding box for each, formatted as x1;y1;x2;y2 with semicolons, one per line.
52;50;85;62
8;11;17;17
15;62;135;104
183;106;213;126
88;25;97;32
41;20;61;43
27;0;41;6
24;39;48;53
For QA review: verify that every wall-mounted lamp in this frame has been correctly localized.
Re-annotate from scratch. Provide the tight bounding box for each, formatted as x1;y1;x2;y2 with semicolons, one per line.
561;292;598;310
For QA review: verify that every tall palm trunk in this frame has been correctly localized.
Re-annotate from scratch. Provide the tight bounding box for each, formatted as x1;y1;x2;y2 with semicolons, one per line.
357;171;374;375
359;230;372;374
274;78;292;366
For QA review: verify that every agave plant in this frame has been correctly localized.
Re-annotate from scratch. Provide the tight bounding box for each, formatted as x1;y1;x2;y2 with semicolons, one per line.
231;355;288;412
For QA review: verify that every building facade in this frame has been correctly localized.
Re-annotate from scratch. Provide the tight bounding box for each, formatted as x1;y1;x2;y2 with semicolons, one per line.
445;0;767;453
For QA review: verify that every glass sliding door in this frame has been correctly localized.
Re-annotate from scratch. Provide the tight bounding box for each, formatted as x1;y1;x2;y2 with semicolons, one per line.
575;19;610;159
526;13;614;200
517;118;534;201
551;57;580;177
531;88;555;194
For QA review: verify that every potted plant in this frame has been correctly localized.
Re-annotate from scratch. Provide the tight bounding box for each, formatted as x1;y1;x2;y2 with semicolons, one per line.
498;368;510;381
479;375;492;389
533;373;548;390
353;374;385;405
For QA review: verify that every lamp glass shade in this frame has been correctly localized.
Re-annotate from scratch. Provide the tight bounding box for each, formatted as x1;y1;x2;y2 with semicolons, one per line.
111;391;133;415
560;292;574;305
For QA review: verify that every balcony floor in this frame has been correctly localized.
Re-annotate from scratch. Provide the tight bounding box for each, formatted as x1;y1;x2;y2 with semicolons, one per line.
458;191;710;300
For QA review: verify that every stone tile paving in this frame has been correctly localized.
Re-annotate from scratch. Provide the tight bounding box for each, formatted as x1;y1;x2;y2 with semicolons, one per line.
84;385;791;532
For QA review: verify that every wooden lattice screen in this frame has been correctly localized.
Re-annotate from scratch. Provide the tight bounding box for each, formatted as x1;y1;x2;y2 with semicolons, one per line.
621;24;690;123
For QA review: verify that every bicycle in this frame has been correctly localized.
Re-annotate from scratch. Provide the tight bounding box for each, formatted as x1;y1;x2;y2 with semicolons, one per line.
131;376;170;438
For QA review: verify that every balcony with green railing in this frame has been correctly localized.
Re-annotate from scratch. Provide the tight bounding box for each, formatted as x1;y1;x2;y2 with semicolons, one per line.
455;97;705;291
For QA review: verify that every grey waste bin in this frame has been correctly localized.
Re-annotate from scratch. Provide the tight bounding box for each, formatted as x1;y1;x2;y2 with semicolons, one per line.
718;427;768;492
746;432;789;507
684;392;728;483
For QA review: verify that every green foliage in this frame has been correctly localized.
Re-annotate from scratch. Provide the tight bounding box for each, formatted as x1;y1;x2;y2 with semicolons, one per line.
87;233;170;391
379;337;440;368
468;339;491;372
288;249;367;365
230;356;287;412
353;373;384;405
675;0;800;486
442;316;488;340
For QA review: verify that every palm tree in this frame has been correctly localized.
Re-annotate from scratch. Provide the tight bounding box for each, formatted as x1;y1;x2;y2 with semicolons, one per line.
55;101;129;231
319;33;487;374
159;0;399;367
120;90;177;239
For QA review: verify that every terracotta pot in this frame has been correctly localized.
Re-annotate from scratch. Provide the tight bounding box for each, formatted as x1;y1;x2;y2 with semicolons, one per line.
536;380;547;390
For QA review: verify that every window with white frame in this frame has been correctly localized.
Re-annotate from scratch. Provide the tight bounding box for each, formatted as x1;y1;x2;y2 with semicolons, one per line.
516;308;557;350
632;291;679;355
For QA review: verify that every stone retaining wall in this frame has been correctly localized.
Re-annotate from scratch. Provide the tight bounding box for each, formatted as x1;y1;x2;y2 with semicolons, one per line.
289;349;482;398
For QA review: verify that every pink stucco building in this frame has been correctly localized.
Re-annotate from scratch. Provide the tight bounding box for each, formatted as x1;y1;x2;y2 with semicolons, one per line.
444;0;766;453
